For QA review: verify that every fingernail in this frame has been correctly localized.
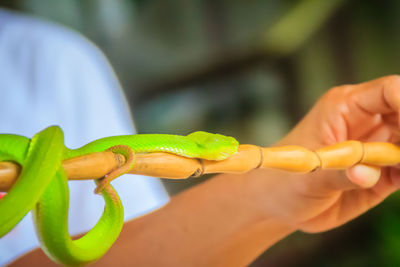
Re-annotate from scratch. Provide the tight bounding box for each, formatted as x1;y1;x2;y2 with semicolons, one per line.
350;164;381;188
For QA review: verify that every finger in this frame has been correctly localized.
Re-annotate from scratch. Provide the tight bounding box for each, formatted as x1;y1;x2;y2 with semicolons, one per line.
358;123;393;142
352;75;400;117
382;113;398;126
388;128;400;143
389;168;400;188
307;169;364;194
346;164;381;188
296;165;381;199
366;167;396;200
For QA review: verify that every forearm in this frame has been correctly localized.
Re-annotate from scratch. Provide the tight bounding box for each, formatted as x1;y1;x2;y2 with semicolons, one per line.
98;172;294;266
11;171;294;266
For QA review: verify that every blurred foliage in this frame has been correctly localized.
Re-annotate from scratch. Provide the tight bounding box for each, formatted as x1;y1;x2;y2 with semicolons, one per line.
3;0;400;266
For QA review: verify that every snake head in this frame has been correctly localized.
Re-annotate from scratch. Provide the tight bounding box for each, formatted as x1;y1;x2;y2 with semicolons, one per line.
187;131;239;160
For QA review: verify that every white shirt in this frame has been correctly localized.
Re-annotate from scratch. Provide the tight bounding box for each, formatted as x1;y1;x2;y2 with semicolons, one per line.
0;9;169;266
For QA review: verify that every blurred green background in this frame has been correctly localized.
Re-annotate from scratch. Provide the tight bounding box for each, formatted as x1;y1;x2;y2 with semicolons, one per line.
3;0;400;266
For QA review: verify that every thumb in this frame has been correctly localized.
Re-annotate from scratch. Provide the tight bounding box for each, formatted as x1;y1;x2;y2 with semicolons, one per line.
346;164;381;188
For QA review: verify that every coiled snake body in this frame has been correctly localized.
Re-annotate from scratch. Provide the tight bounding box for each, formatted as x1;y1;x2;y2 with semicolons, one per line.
0;126;238;265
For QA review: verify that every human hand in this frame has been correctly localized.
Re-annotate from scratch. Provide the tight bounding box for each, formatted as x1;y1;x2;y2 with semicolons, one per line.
251;75;400;233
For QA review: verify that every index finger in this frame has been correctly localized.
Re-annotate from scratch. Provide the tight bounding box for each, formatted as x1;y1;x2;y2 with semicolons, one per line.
352;75;400;117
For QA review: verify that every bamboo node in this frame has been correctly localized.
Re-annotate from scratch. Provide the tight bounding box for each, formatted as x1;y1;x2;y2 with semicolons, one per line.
312;151;322;172
255;146;264;169
191;159;204;178
115;153;126;167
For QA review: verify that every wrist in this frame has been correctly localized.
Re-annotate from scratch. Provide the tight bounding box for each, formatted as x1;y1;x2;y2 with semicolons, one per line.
164;173;296;265
221;171;296;255
240;168;299;231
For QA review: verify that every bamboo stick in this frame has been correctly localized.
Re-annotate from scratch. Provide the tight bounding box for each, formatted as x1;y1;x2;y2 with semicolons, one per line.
1;141;400;192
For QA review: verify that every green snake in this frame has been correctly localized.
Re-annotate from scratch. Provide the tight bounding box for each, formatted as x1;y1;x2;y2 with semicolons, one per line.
0;126;238;265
